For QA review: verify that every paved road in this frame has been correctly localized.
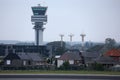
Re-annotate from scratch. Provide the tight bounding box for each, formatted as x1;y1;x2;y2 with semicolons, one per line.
0;74;120;80
0;78;111;80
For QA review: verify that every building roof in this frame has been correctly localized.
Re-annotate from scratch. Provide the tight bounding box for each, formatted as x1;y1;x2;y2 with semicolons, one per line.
81;52;100;64
17;53;30;60
18;53;43;61
27;53;43;61
58;51;82;60
82;52;100;58
4;53;20;60
4;52;43;61
94;56;119;64
55;55;61;58
105;49;120;57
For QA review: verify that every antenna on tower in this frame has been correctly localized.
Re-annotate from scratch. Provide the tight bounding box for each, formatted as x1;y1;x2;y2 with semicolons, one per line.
59;34;64;47
38;1;47;7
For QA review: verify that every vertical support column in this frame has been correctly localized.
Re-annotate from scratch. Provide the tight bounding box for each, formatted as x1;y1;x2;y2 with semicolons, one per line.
35;29;39;46
39;28;44;45
34;26;44;46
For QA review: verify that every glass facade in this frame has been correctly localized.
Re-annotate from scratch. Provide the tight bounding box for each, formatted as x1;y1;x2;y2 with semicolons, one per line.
32;7;47;15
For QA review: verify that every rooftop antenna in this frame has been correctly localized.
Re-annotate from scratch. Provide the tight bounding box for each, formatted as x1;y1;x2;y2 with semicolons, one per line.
59;34;64;47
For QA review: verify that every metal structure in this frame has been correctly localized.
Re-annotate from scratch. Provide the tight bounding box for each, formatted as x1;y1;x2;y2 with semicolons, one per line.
59;34;64;47
31;4;48;46
80;33;86;50
68;34;74;46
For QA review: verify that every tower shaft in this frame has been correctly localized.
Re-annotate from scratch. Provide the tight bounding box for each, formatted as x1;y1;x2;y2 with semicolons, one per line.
35;27;44;45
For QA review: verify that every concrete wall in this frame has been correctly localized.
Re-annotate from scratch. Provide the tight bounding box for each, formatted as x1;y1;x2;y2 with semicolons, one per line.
57;60;64;68
35;29;43;45
57;60;74;68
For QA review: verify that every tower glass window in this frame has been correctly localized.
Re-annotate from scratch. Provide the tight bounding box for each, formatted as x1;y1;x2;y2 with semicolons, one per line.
32;7;47;15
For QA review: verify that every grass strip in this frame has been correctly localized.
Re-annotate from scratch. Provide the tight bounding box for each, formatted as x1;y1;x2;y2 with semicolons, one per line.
0;70;120;75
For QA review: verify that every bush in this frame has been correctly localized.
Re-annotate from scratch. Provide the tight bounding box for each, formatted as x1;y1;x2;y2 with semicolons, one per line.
59;61;70;70
92;63;104;71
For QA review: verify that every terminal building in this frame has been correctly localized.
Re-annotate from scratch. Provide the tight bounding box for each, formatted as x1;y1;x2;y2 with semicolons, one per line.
0;44;48;56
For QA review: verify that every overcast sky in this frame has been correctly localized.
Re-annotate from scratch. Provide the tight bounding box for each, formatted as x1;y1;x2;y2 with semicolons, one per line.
0;0;120;42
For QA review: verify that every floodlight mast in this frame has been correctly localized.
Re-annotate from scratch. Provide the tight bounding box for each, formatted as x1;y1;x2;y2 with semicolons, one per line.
68;34;74;47
59;34;64;47
31;4;48;46
80;33;86;51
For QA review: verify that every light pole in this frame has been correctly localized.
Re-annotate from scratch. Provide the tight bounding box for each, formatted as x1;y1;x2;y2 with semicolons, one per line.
80;33;86;51
59;34;64;47
68;34;74;48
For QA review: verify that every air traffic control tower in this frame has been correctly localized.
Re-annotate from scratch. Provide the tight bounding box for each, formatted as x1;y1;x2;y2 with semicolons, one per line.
31;4;47;46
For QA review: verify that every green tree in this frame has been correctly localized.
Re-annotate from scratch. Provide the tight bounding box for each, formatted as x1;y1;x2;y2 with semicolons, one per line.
47;41;66;55
60;61;70;70
101;38;116;54
92;63;104;71
105;38;116;49
55;47;66;55
87;45;104;52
